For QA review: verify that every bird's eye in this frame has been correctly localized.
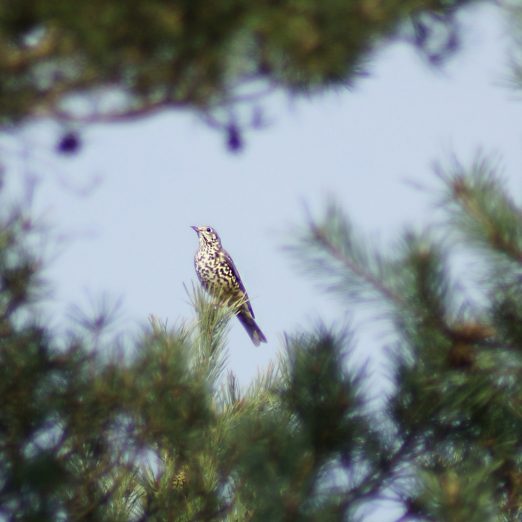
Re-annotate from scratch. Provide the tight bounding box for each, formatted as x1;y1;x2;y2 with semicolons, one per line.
206;227;212;233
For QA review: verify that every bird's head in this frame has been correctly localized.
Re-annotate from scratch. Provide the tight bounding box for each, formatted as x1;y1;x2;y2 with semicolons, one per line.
191;225;222;248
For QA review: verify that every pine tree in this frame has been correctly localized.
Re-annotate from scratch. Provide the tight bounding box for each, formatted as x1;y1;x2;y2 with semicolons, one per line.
2;1;522;521
2;157;522;520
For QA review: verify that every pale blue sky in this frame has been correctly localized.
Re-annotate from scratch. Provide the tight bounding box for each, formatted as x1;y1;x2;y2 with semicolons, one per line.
1;3;522;519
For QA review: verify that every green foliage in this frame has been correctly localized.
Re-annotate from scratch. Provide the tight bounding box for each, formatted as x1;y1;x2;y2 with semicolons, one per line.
3;2;522;520
0;0;479;133
293;158;522;520
5;157;522;519
0;202;375;521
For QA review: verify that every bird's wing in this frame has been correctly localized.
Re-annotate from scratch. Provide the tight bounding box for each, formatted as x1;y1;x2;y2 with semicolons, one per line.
223;250;255;317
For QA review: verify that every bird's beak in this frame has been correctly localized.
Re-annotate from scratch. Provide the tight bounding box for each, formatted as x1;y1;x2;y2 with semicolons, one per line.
190;225;199;233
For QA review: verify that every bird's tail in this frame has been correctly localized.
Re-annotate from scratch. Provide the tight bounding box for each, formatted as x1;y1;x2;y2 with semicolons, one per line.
237;311;267;346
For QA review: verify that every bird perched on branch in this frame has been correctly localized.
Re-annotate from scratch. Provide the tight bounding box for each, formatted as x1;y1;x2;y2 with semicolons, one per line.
191;225;267;346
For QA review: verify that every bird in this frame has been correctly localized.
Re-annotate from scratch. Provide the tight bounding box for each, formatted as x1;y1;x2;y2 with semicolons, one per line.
191;225;267;346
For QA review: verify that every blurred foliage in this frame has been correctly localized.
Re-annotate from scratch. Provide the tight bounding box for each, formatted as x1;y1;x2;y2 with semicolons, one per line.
0;0;480;140
4;1;522;520
506;1;522;93
0;198;377;520
3;156;522;519
291;158;522;520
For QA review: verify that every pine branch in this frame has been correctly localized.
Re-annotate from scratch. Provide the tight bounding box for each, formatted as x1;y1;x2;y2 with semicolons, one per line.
441;157;522;266
290;202;402;308
310;220;401;305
